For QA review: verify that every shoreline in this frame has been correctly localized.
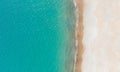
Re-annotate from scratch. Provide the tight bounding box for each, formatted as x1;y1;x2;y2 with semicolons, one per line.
73;0;83;72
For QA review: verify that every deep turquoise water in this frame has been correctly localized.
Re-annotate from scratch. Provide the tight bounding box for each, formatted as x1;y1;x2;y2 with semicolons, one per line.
0;0;75;72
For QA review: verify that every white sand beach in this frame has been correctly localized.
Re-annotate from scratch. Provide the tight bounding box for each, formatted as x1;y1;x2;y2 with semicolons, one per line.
83;0;120;72
74;0;120;72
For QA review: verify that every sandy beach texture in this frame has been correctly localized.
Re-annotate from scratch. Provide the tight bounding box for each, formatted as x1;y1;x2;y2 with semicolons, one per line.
74;0;83;72
74;0;120;72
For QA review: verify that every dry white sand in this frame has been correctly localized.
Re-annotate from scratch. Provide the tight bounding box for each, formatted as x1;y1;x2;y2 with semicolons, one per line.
82;0;120;72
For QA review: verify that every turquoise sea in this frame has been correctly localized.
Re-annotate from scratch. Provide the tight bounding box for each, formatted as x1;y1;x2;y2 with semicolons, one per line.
0;0;75;72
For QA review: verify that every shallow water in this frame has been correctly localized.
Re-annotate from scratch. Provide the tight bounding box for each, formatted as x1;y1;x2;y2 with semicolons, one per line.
0;0;75;72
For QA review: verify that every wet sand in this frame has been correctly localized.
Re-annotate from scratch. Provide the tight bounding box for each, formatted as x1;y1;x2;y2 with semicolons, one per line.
73;0;83;72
